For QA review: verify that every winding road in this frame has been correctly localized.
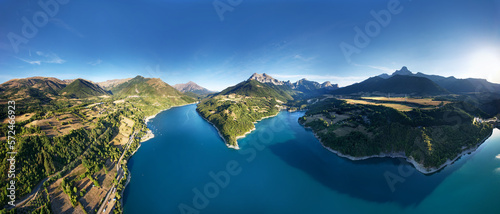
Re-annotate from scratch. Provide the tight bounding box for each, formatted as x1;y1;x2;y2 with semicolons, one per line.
97;131;137;213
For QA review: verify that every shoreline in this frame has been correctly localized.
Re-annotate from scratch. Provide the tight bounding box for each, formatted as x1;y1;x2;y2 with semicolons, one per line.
235;111;280;141
144;102;199;124
119;101;198;207
142;102;199;142
198;109;282;150
302;122;494;174
197;111;240;150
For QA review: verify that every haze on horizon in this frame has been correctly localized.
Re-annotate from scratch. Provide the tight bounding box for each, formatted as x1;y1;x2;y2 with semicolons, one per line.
0;0;499;91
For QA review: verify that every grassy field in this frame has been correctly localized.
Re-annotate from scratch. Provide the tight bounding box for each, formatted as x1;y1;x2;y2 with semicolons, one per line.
25;113;88;137
341;97;451;112
1;113;34;123
112;116;135;146
361;97;451;106
341;99;415;111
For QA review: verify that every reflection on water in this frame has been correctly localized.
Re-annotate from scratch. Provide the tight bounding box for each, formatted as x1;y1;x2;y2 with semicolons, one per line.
124;105;500;214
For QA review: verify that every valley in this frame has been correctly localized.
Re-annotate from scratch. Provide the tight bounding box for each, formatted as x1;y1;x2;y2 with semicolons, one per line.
2;1;499;213
1;67;500;213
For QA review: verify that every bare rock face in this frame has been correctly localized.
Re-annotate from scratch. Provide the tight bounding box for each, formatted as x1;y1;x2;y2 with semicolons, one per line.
248;73;338;90
248;73;285;85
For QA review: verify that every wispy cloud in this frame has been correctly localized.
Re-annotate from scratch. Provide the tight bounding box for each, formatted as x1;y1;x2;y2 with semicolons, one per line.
293;54;315;62
16;57;41;65
352;63;395;74
36;51;66;64
16;51;65;65
88;59;102;66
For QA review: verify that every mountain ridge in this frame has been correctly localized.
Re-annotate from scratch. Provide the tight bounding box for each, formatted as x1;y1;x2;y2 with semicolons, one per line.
98;78;133;89
59;78;110;98
248;73;339;91
173;81;214;96
333;74;449;96
378;66;500;94
111;76;184;98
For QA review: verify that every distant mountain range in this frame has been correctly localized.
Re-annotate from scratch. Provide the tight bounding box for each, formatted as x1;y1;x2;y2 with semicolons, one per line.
173;81;215;96
249;73;338;93
376;66;500;94
0;75;196;105
333;74;449;96
331;66;500;96
0;76;110;103
2;67;499;106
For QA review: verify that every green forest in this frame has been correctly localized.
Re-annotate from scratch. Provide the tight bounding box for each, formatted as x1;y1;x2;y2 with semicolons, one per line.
197;97;280;147
301;98;494;169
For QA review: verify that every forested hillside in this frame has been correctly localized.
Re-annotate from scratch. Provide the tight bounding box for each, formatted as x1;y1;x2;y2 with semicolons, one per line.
300;98;493;171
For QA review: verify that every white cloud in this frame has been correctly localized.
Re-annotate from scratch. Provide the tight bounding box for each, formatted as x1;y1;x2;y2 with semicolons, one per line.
36;51;66;64
16;57;41;65
17;51;66;65
352;63;395;73
293;54;315;62
16;50;66;65
88;59;103;66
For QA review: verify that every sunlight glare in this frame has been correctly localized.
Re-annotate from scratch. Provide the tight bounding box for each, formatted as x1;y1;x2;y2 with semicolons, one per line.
467;47;500;83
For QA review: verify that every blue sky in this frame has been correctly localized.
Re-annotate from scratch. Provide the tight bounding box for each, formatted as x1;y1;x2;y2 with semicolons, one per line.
1;0;499;91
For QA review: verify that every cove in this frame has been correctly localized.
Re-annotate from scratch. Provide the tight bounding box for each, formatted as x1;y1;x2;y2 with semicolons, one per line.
123;104;500;213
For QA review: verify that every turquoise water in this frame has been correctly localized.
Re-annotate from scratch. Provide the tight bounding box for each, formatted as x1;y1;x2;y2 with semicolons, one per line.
123;104;500;214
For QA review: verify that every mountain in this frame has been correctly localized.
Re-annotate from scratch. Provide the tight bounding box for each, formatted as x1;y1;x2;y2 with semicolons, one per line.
173;81;214;95
220;79;293;102
333;75;449;96
392;66;413;76
433;77;500;94
110;76;196;115
97;78;132;89
321;81;336;88
291;78;338;93
377;73;391;79
62;79;76;84
249;73;339;90
0;76;66;96
197;79;289;149
0;77;67;103
248;73;338;95
248;73;286;85
197;73;338;149
59;78;110;98
378;66;419;79
379;66;500;94
111;76;185;98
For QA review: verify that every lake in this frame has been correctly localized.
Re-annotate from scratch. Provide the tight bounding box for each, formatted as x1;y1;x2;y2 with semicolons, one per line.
123;104;500;214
